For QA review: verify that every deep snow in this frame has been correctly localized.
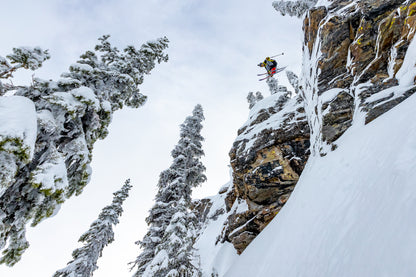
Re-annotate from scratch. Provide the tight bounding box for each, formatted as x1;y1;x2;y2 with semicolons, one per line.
0;96;37;196
0;95;37;158
224;92;416;276
194;182;239;276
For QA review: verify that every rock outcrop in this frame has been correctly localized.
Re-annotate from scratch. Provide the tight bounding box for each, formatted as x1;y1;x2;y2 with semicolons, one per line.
215;0;416;256
302;0;416;154
220;91;310;254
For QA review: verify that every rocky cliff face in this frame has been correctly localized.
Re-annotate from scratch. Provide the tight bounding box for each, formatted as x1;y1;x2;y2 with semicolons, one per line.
302;0;416;154
219;91;310;254
198;0;416;257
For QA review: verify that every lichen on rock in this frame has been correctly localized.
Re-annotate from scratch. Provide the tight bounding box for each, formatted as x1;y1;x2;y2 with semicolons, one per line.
218;0;416;256
222;89;310;253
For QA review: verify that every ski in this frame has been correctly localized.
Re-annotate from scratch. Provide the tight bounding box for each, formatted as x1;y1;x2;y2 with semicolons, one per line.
257;72;269;76
257;66;287;76
259;75;271;81
258;66;287;81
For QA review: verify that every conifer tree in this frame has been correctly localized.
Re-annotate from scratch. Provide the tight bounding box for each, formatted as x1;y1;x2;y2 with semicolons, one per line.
266;77;280;95
131;105;206;277
145;198;201;277
54;179;132;277
0;46;50;84
247;91;264;109
0;35;168;266
272;0;317;18
266;77;291;98
131;170;175;276
286;70;300;95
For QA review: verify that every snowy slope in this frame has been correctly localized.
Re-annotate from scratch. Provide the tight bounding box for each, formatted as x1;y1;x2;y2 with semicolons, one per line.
224;93;416;277
194;183;239;277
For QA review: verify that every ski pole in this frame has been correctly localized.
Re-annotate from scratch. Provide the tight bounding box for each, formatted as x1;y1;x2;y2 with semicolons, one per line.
271;53;284;58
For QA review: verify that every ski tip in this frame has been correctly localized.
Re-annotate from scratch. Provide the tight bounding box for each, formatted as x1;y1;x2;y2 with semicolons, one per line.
259;76;270;81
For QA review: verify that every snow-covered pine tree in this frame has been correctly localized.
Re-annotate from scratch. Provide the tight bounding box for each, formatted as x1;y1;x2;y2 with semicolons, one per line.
247;91;257;109
255;91;264;102
247;91;264;109
145;198;201;277
267;77;280;95
286;70;301;95
131;170;175;276
131;105;206;277
272;0;317;18
54;179;132;277
266;77;291;98
167;104;206;204
0;46;50;84
0;35;168;266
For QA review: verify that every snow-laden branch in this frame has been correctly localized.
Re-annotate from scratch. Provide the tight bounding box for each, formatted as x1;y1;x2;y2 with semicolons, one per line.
272;0;318;18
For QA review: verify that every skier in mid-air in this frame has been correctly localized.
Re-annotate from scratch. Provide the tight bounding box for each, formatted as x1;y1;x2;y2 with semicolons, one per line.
258;57;278;76
257;54;286;81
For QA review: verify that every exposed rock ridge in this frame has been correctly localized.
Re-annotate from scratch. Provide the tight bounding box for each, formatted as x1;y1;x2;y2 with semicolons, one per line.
210;0;416;256
220;91;310;254
303;0;416;154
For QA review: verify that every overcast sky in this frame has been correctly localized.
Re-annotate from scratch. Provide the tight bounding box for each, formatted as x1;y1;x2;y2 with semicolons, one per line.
0;1;302;276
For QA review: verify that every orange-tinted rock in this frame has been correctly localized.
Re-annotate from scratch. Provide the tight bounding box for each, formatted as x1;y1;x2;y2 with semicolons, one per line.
221;0;416;256
222;93;310;253
306;0;416;142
